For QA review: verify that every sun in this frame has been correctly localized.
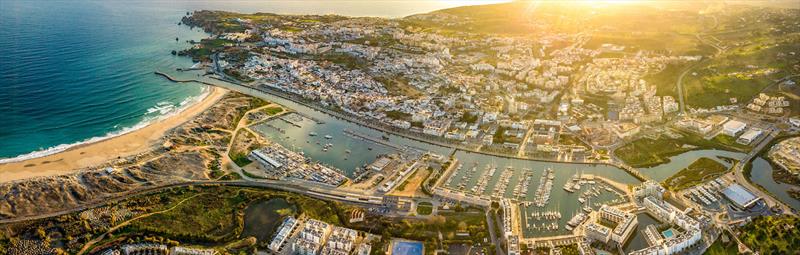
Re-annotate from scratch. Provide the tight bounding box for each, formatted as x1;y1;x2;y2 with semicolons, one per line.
523;0;644;7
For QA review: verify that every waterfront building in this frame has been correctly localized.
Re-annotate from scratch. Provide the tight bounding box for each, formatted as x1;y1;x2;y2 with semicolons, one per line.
633;195;702;255
249;149;283;169
500;199;515;237
643;225;663;246
596;205;638;244
507;235;521;255
584;223;611;243
368;157;392;172
633;181;665;200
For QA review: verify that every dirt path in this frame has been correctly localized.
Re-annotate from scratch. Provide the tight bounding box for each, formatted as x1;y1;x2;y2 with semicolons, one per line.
77;193;205;254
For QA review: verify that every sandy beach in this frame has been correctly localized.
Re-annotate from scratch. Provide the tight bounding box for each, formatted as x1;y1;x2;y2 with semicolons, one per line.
0;86;227;182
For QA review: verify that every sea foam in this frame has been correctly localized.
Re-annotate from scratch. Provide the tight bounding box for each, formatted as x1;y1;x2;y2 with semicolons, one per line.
0;86;211;164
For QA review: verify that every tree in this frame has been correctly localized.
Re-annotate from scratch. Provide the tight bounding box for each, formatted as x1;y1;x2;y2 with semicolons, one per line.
454;202;465;212
36;227;46;239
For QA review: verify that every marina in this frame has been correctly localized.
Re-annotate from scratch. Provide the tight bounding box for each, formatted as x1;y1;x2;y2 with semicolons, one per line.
443;151;637;238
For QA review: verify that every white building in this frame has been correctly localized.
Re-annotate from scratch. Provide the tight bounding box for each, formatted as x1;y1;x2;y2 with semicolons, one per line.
634;181;665;200
597;205;638;244
722;120;747;137
736;129;763;145
585;223;611;243
269;217;298;252
632;196;702;255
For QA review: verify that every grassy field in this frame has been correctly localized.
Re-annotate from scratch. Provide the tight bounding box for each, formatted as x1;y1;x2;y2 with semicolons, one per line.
352;207;489;250
416;202;433;216
616;129;754;167
663;157;729;191
615;137;693;168
683;71;775;108
711;134;752;151
127;192;246;242
229;130;263;167
681;35;800;109
260;106;283;116
739;215;800;254
647;63;687;99
113;186;348;251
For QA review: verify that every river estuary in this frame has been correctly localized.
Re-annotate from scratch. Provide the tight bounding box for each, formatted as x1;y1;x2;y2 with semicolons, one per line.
175;66;800;240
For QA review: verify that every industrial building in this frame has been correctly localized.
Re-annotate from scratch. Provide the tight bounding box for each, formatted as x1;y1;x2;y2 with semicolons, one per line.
736;129;763;145
721;183;762;210
722;120;747;137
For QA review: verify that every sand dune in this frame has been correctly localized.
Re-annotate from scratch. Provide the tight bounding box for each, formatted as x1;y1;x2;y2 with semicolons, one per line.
0;86;227;183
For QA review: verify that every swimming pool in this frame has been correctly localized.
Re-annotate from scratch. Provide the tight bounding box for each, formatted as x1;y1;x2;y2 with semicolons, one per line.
392;241;423;255
662;228;676;239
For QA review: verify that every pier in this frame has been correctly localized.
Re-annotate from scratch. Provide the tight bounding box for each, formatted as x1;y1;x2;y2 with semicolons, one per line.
263;124;285;134
277;116;302;128
154;70;210;84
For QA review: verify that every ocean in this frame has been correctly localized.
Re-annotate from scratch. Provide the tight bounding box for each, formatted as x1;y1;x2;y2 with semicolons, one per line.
0;0;506;162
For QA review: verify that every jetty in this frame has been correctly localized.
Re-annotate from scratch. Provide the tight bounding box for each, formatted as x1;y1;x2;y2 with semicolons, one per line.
154;70;206;83
277;116;302;128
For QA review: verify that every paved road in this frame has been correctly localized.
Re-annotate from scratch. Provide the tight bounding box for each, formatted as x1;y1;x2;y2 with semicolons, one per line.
676;63;696;115
486;210;506;255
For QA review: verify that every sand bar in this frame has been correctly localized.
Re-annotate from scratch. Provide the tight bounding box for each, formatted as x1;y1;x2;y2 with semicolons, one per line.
0;86;227;182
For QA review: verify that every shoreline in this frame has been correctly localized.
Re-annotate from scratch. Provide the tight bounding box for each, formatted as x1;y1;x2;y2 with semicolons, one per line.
0;86;227;182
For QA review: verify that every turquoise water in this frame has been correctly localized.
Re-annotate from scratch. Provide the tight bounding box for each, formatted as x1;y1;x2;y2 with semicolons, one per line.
0;0;506;162
0;1;208;161
662;229;675;238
